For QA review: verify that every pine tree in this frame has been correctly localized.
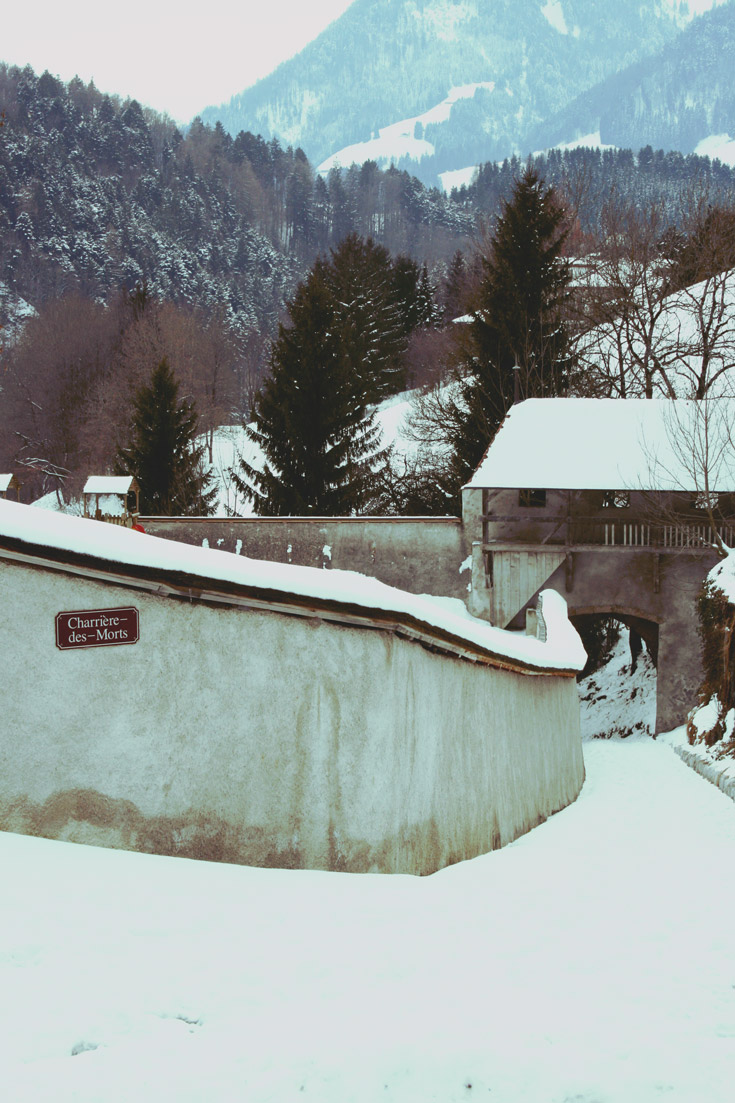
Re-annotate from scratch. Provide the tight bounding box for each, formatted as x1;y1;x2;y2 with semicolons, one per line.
235;261;386;516
325;234;409;402
117;358;216;515
442;250;469;321
450;167;572;483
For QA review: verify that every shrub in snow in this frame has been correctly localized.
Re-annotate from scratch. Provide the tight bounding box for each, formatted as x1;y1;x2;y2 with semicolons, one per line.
687;572;735;751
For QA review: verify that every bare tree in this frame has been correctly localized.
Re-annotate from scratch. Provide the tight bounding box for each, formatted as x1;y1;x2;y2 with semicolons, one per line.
574;201;735;400
572;201;675;398
0;294;116;499
82;296;238;473
638;399;735;555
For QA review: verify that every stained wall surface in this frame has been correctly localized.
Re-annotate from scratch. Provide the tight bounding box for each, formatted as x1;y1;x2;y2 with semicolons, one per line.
142;516;471;600
0;557;583;874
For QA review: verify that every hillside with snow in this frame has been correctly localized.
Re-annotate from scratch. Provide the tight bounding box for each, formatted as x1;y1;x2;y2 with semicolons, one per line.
200;0;726;188
528;0;735;161
32;390;424;519
575;265;735;400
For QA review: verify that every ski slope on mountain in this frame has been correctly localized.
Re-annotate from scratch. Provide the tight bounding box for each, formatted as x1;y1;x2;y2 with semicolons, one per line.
318;82;496;175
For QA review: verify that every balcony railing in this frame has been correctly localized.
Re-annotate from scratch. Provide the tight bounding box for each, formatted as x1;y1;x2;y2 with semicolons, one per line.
567;519;735;548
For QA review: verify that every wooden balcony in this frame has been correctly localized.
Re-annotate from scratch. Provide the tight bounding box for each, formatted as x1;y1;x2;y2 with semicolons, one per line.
567;519;735;548
482;513;735;549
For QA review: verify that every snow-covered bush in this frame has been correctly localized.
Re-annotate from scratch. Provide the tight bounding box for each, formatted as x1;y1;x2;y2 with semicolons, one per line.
687;566;735;750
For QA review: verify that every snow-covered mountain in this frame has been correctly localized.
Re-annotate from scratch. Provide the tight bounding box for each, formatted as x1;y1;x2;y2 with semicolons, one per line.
529;0;735;162
199;0;728;188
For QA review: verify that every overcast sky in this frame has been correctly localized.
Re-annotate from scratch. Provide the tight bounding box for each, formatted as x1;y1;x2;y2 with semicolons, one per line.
2;1;355;123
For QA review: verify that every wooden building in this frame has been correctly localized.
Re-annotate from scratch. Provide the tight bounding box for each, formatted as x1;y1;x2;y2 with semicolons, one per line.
82;476;140;525
0;474;20;500
462;398;735;730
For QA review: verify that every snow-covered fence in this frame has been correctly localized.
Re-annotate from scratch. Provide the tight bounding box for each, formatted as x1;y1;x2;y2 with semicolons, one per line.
0;501;586;875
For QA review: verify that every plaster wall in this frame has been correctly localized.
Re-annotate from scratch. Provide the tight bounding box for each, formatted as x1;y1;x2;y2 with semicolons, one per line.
142;517;470;601
0;558;583;875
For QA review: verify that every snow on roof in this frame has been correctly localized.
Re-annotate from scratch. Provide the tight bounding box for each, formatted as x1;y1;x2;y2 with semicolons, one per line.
466;398;735;492
0;474;18;493
83;476;137;495
0;499;584;674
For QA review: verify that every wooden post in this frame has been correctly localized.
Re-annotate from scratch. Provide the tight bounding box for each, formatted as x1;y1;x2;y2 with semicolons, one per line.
565;551;574;592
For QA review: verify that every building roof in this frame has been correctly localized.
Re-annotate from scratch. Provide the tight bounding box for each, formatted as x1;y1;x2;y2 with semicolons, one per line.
83;476;138;495
465;398;735;493
0;475;19;493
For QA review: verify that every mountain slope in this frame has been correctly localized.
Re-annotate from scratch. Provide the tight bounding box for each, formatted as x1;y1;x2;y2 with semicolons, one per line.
529;0;735;157
199;0;722;187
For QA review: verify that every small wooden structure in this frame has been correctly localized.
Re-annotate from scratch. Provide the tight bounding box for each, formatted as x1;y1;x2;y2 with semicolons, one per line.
82;476;140;526
0;474;20;500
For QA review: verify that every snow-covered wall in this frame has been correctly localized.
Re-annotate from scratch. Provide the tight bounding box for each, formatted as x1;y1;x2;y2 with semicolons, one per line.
0;503;585;874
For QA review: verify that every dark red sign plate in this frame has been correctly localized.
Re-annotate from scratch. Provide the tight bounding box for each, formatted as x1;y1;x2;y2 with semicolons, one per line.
56;607;139;650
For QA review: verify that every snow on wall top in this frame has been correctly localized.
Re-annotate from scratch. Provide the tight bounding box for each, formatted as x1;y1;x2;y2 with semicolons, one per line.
466;398;735;492
0;499;584;674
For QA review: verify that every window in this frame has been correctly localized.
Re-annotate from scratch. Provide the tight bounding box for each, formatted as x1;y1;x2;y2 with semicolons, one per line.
518;489;547;508
602;491;630;509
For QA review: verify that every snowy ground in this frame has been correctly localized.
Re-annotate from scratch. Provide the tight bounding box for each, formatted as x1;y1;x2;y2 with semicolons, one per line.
32;390;424;518
579;629;657;740
208;390;424;516
2;672;735;1099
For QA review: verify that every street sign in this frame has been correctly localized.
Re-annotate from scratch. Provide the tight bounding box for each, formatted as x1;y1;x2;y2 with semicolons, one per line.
55;607;139;650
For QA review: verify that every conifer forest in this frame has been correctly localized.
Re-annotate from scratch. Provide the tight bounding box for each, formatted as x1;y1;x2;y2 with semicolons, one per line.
4;62;735;511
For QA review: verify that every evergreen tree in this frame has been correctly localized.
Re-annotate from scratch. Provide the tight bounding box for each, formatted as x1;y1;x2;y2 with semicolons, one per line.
449;167;572;484
391;255;438;334
235;261;386;515
117;358;216;515
442;250;469;321
325;234;409;402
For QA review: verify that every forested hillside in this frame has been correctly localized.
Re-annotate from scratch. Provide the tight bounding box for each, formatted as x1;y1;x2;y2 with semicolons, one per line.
0;62;472;339
5;59;735;339
199;0;710;188
526;1;735;157
456;145;735;239
6;62;735;513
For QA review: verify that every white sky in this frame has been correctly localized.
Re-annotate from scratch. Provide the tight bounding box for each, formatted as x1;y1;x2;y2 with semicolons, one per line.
1;1;355;124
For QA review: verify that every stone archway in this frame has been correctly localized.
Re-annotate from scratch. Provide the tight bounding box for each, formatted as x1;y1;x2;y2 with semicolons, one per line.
568;604;667;731
571;610;659;668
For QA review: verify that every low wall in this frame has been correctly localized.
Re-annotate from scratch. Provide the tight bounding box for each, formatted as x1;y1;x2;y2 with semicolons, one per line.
142;516;470;600
0;507;584;875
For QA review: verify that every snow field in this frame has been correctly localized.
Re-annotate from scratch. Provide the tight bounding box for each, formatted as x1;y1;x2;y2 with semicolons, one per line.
317;83;496;175
1;730;734;1102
